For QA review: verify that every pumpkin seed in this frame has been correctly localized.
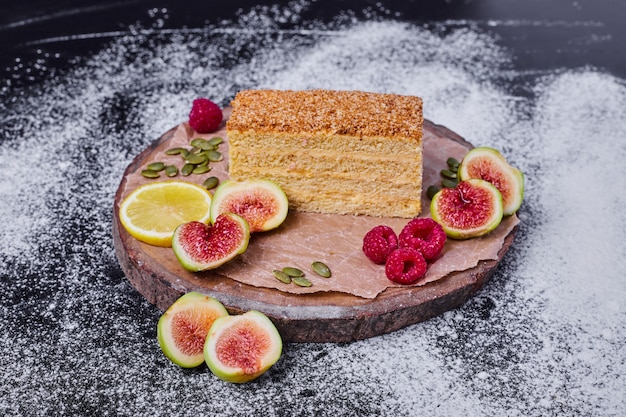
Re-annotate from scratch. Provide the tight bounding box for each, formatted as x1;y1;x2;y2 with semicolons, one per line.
196;157;209;167
272;270;292;284
141;169;160;179
165;165;178;177
447;157;460;171
190;138;207;147
282;267;304;277
185;154;206;165
146;162;165;171
441;179;458;188
208;137;223;146
440;169;457;179
206;150;223;162
195;139;215;150
292;276;312;287
427;185;440;199
190;145;203;155
180;149;190;159
192;165;212;175
311;261;331;278
165;147;185;155
203;176;219;190
181;163;194;176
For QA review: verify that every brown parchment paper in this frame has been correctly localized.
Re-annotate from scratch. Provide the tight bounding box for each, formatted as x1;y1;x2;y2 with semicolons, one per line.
119;111;519;299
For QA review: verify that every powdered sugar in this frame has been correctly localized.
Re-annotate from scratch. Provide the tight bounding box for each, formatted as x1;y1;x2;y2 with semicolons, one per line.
1;2;624;416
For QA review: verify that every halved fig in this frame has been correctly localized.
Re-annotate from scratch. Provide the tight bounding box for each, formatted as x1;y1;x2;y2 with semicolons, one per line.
458;146;524;216
431;179;504;239
210;179;289;233
204;310;282;383
157;292;229;368
172;213;250;272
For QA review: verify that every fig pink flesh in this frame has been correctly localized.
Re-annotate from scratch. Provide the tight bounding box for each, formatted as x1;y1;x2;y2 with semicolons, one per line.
464;156;513;205
438;182;497;229
172;310;214;356
178;219;245;263
222;189;279;232
215;320;271;374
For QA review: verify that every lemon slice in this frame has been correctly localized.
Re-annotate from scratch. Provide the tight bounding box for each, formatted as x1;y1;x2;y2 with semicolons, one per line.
119;180;212;247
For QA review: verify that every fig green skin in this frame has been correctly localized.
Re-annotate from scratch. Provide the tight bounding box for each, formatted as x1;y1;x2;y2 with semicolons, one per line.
431;178;504;240
157;292;229;368
210;178;289;233
204;310;283;384
458;146;524;216
172;213;250;272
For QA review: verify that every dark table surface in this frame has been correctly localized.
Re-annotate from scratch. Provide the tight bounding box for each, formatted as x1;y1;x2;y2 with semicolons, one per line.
1;1;625;416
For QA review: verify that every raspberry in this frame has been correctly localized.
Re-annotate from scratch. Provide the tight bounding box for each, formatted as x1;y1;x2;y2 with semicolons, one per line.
385;247;427;285
188;98;223;133
398;217;446;262
362;225;398;264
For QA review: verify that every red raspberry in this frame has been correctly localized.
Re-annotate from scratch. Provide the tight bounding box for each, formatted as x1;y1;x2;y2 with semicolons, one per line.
385;247;427;285
188;98;223;133
398;217;446;262
362;225;398;264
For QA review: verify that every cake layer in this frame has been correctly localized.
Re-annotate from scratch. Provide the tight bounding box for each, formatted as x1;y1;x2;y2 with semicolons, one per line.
272;178;421;216
227;89;423;218
229;148;420;182
229;132;419;155
230;173;420;200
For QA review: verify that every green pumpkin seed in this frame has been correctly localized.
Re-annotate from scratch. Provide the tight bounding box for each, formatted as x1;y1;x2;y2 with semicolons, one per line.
195;139;215;150
192;165;212;174
441;179;458;188
185;154;206;165
203;176;219;190
190;138;207;147
427;185;440;199
141;169;160;179
292;276;312;287
447;157;460;171
282;267;304;277
181;163;194;176
190;145;203;155
440;169;457;179
165;147;185;155
180;149;190;159
311;261;331;278
272;270;292;284
146;162;165;171
196;157;209;167
165;165;178;177
208;137;223;146
206;150;223;162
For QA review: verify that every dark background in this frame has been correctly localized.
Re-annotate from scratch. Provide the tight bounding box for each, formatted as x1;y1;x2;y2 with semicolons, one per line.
1;2;625;416
2;0;625;90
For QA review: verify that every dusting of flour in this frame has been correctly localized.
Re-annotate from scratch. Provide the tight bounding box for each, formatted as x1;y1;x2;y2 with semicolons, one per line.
0;1;624;416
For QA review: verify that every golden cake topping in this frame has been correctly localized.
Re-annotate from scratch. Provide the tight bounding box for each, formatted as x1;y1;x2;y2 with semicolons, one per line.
227;89;423;139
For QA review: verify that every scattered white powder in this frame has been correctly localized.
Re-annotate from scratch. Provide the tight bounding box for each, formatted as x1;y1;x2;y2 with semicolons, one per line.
1;1;625;416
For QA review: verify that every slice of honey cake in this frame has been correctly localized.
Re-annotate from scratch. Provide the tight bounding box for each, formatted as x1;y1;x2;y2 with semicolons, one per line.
226;89;423;218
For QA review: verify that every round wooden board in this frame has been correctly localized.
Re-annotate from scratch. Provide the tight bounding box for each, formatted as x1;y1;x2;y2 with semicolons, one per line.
112;118;517;343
